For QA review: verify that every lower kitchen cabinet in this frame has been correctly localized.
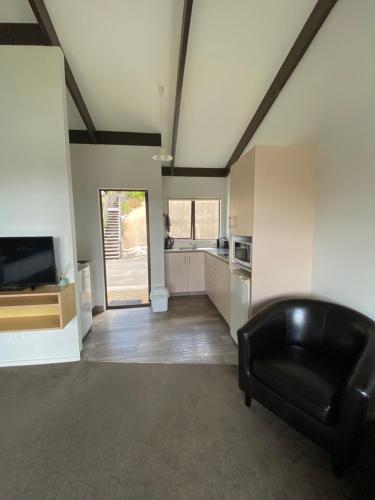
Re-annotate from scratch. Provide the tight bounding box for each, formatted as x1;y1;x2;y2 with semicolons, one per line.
187;252;205;292
204;253;230;323
165;252;205;293
165;253;188;293
165;251;230;323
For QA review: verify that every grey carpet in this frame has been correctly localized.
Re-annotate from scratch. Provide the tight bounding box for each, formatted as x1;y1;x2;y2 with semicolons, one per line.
0;362;373;500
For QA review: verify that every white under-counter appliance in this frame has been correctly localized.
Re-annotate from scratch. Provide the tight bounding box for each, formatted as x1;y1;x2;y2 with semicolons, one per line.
230;269;251;344
231;236;252;269
78;261;93;342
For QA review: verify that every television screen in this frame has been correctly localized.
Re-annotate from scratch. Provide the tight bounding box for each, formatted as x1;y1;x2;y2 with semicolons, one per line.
0;237;57;288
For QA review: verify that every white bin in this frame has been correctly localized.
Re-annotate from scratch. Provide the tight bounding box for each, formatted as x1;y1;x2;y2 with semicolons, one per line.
150;286;169;312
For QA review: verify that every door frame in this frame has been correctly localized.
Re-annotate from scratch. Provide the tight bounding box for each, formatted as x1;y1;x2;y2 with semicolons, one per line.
99;189;151;309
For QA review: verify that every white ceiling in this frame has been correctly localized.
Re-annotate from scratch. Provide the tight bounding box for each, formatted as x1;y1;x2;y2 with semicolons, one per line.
176;0;315;168
0;0;35;22
1;0;318;168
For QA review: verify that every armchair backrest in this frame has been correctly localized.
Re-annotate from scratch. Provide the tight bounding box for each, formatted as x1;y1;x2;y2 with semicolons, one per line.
284;299;371;365
324;304;371;363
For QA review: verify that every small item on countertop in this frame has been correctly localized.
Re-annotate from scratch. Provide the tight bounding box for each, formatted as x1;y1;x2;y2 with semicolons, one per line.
57;273;69;287
216;237;229;249
164;236;174;249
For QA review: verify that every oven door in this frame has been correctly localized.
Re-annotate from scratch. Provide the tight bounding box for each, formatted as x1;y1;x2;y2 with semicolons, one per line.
233;241;251;268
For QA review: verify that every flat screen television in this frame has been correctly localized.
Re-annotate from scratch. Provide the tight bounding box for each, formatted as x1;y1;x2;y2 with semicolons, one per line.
0;237;57;290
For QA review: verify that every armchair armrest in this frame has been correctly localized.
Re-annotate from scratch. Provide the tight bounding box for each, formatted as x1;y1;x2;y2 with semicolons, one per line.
336;329;375;440
237;301;287;392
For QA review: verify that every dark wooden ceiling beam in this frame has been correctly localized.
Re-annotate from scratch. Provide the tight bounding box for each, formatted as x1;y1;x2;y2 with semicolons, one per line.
225;0;338;174
170;0;194;175
69;130;161;147
28;0;97;144
0;23;48;45
162;167;226;177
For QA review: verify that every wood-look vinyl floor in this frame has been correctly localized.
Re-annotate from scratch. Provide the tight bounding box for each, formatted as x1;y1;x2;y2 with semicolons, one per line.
82;295;238;364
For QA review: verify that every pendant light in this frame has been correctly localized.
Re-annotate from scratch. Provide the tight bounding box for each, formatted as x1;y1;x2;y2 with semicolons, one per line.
153;85;173;162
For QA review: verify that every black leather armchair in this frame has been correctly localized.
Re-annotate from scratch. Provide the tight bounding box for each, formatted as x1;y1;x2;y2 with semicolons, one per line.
238;299;375;475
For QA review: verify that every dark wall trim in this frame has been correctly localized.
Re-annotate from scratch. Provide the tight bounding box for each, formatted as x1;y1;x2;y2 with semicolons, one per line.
69;130;161;146
170;0;194;175
0;23;48;45
225;0;338;174
28;0;97;144
162;167;226;177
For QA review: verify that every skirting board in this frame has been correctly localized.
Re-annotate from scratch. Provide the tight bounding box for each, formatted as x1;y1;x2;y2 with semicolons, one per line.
0;355;80;368
93;306;105;316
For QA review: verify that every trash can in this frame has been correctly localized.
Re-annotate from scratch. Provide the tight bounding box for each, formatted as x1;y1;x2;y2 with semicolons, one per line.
150;286;169;312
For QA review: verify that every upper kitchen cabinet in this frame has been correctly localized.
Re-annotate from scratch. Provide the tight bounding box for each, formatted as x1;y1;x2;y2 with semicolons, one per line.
230;146;317;312
229;148;255;236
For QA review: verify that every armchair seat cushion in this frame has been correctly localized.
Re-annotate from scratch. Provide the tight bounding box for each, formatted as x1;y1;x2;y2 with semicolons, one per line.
252;346;351;425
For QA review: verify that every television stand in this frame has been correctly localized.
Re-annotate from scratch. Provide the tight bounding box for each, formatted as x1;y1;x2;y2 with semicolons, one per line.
0;284;76;332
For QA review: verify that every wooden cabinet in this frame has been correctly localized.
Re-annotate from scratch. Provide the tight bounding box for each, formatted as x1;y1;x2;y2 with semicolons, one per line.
204;253;230;323
229;147;255;236
0;284;76;332
165;252;204;293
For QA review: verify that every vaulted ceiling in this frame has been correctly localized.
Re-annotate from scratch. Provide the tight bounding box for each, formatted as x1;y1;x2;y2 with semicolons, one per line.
1;0;335;172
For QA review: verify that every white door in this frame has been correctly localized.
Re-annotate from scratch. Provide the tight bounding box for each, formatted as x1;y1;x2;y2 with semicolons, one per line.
165;253;188;293
187;252;205;292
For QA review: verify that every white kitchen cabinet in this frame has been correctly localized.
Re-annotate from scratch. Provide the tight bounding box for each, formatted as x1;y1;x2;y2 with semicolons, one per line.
204;252;216;303
165;252;204;293
165;253;188;293
165;251;229;323
229;147;255;236
230;145;316;313
204;253;230;323
187;252;205;292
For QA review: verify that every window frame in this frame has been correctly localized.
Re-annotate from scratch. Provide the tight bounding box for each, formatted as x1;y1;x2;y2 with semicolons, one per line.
167;198;221;240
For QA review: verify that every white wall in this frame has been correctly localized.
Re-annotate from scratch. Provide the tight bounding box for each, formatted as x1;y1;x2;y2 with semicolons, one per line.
162;176;228;246
70;145;164;307
0;46;81;365
247;0;375;319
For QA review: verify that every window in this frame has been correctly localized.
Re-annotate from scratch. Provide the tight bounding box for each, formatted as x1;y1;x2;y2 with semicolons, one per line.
168;199;220;239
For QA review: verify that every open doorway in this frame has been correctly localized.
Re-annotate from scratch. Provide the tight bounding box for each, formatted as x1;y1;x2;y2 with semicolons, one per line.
99;190;150;308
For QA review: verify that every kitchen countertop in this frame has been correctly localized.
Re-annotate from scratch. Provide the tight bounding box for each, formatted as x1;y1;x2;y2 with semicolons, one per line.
78;260;91;272
164;247;230;264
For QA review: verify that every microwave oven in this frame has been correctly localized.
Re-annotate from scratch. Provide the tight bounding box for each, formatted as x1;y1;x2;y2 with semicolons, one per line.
232;238;252;269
